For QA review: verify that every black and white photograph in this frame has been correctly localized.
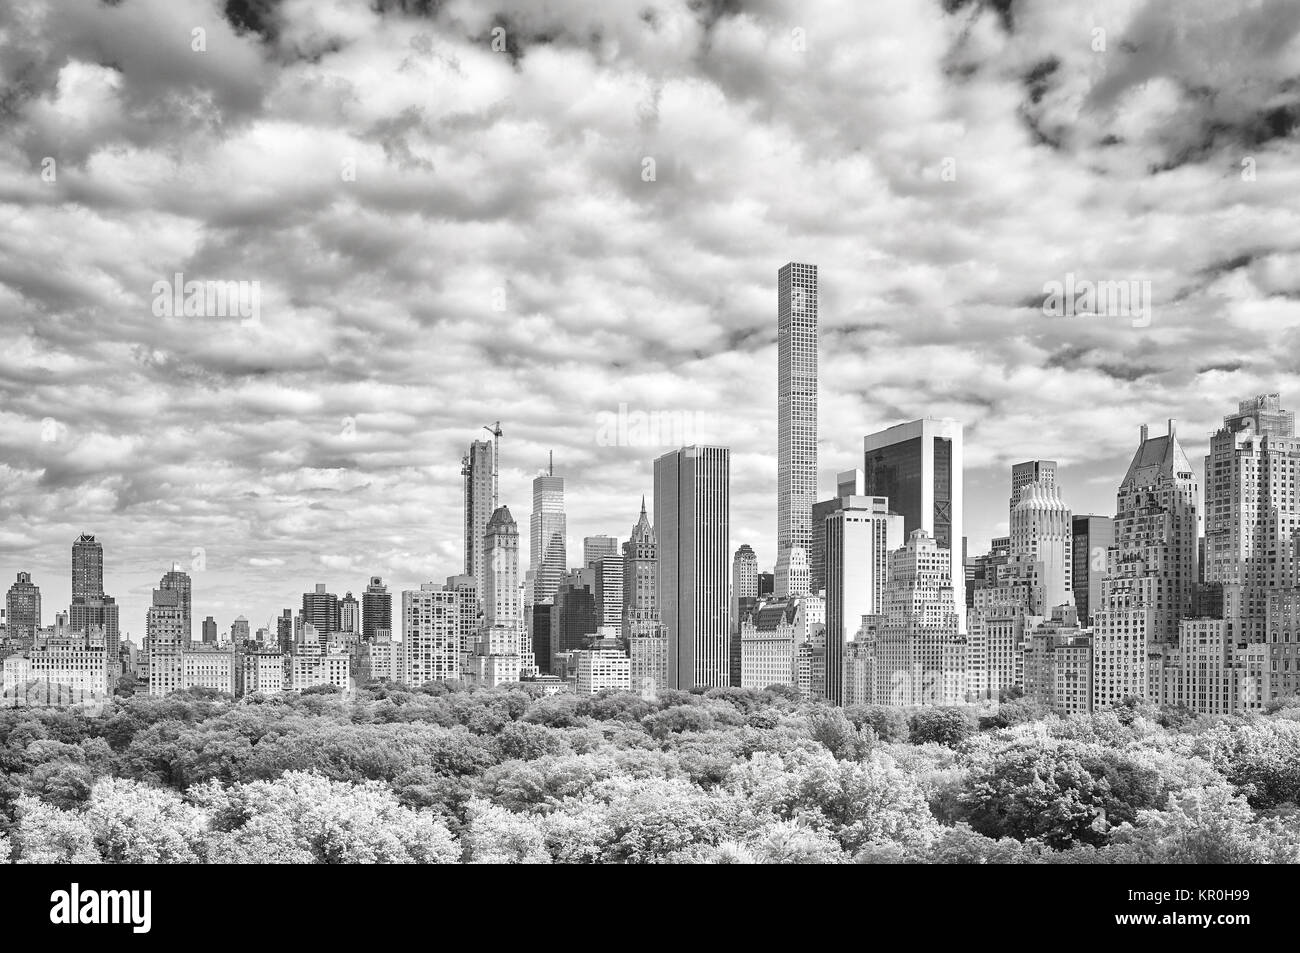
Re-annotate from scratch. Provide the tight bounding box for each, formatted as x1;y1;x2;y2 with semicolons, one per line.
0;0;1296;919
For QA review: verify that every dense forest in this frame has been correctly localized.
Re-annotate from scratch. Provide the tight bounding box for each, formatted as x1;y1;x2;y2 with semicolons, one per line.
2;683;1299;863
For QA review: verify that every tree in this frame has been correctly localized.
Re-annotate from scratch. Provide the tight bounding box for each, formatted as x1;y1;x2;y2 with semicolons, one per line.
463;799;549;863
1108;785;1300;864
11;796;99;864
908;707;976;747
807;709;875;762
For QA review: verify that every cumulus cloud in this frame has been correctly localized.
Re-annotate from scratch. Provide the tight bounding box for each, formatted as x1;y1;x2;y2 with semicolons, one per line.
0;0;1297;632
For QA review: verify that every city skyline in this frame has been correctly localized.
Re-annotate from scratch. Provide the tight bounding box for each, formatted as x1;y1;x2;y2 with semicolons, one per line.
2;0;1299;640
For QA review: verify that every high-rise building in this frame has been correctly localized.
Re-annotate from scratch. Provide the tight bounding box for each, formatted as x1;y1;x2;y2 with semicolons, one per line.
594;555;624;633
863;418;964;628
339;591;360;636
776;261;818;598
811;469;865;595
362;576;392;642
301;584;340;637
1010;460;1057;511
482;505;530;668
1093;420;1199;709
530;459;566;605
629;627;670;698
583;535;619;569
230;616;250;645
276;609;293;654
462;436;498;606
654;446;730;689
1071;515;1114;626
730;544;758;632
72;534;103;603
403;583;462;686
146;588;186;697
824;496;904;705
202;616;217;644
1204;394;1300;645
875;530;964;706
159;567;192;643
1023;605;1092;717
68;535;119;661
444;573;479;656
551;569;598;671
1010;479;1073;612
531;600;554;675
758;572;774;597
622;499;658;637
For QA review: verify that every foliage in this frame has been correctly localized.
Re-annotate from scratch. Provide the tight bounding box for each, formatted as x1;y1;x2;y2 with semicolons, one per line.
0;682;1297;863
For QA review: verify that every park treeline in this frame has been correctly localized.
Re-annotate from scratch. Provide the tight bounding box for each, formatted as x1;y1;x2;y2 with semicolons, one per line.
2;683;1299;863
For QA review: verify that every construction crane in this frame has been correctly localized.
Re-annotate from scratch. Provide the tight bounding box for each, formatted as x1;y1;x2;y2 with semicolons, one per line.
483;421;503;506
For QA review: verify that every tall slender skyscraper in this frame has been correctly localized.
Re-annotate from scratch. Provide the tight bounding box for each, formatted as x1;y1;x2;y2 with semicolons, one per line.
864;418;964;630
362;576;392;642
462;436;498;603
776;262;818;598
1093;420;1198;708
622;498;658;637
530;456;566;605
483;505;528;664
654;446;731;689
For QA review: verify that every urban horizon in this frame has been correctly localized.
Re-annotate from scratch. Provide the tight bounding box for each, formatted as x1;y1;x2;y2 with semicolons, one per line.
2;386;1272;644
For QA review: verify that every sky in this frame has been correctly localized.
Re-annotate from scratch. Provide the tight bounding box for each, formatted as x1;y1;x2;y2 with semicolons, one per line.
1;0;1299;639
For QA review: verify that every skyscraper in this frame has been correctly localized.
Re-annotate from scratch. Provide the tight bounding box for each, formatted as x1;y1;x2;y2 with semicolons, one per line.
339;591;360;635
202;616;217;644
824;496;904;705
654;446;731;689
159;567;192;643
622;498;658;637
583;535;619;569
362;576;392;642
5;572;41;644
1204;394;1300;644
1071;515;1114;626
594;555;624;633
302;584;340;637
69;534;119;661
730;544;758;630
551;569;598;671
72;534;103;603
1010;460;1057;511
1093;420;1198;708
776;261;818;598
875;530;964;706
863;418;965;629
530;459;566;605
462;436;498;604
483;505;528;661
403;583;462;686
1010;479;1073;613
811;469;865;595
147;587;186;696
